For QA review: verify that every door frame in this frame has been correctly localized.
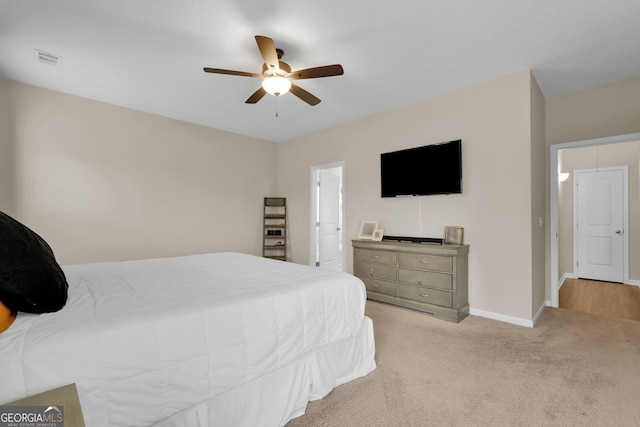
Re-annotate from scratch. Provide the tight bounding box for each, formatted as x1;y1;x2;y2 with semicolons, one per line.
550;132;640;307
309;161;345;269
572;166;629;283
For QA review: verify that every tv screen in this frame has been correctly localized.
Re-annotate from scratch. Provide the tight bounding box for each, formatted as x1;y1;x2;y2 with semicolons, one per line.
381;139;462;197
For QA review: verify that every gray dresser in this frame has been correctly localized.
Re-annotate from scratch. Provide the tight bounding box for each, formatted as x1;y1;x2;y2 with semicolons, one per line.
352;239;469;322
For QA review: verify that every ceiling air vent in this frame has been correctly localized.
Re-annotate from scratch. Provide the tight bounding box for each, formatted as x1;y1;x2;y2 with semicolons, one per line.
34;49;62;67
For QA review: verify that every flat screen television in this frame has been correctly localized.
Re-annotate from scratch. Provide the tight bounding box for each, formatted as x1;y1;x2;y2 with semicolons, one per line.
381;139;462;197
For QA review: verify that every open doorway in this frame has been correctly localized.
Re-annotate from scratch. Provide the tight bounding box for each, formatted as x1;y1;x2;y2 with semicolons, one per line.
550;133;640;307
309;162;344;271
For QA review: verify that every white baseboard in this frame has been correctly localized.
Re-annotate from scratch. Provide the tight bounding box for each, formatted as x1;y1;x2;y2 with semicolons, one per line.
560;272;639;287
558;272;576;289
469;300;549;329
469;307;534;328
533;301;549;326
470;274;639;328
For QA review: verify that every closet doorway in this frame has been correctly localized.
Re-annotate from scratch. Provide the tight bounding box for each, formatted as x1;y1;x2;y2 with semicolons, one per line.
310;162;344;271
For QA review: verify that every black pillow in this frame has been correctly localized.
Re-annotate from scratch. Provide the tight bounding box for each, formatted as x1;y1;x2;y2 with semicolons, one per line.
0;211;68;313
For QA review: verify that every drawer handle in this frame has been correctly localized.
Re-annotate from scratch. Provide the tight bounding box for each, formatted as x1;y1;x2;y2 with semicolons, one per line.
370;268;374;277
371;255;379;259
419;260;429;264
371;283;380;287
419;293;429;298
418;275;422;285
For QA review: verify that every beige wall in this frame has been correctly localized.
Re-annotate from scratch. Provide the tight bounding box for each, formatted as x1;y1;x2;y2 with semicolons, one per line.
546;75;640;290
6;70;637;323
546;75;640;146
0;78;278;265
558;142;640;281
0;78;15;214
278;70;539;322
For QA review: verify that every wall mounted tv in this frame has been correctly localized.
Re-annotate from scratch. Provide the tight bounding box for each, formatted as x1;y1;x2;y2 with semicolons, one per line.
381;139;462;197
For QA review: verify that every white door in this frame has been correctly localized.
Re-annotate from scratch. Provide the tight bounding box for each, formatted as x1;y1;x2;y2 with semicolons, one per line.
318;170;342;270
575;169;625;283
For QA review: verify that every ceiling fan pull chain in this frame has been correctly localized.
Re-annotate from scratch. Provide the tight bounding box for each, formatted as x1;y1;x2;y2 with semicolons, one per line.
275;95;279;118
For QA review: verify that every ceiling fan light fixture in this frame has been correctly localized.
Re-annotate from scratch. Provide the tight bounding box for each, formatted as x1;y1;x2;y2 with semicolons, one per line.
262;76;291;96
204;35;343;105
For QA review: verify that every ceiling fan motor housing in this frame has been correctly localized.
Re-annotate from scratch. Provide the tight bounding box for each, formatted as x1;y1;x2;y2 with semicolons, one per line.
262;61;291;77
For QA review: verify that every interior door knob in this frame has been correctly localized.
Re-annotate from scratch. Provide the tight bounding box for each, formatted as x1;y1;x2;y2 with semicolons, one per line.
615;229;622;234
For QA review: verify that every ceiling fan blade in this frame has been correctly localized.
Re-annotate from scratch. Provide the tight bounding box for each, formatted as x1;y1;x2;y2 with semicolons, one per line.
255;35;280;75
287;64;344;80
289;83;321;106
203;67;261;78
245;87;267;104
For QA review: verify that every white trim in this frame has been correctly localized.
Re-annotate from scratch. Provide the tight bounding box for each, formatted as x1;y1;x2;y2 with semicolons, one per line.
309;161;346;269
469;307;535;328
558;272;576;289
532;301;548;326
550;132;640;308
309;169;317;266
469;300;549;328
559;273;638;288
551;147;559;307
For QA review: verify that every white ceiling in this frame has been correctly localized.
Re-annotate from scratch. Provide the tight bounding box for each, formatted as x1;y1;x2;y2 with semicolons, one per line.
1;0;639;143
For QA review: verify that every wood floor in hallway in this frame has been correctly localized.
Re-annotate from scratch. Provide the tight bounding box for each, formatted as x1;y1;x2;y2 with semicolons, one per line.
559;278;640;321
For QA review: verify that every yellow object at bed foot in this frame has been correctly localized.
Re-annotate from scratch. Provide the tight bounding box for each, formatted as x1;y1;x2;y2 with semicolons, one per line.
0;300;17;333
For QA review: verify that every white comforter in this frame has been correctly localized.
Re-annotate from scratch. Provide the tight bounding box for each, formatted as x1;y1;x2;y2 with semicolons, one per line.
0;252;370;426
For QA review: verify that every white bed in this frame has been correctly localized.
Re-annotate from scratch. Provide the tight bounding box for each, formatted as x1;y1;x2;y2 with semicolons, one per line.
0;252;376;426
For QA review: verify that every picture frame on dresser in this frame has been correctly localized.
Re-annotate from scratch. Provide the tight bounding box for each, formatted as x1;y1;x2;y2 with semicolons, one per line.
357;221;379;239
372;228;384;241
443;226;464;245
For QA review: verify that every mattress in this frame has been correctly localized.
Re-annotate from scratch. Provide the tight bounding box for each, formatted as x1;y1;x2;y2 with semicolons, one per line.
0;252;375;426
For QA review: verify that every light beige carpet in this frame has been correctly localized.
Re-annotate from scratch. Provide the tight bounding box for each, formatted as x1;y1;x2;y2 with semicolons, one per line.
287;301;640;427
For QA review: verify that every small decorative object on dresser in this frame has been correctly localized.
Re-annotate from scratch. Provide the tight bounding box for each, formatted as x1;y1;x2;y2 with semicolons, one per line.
372;228;384;241
357;221;379;239
353;239;469;322
443;226;464;245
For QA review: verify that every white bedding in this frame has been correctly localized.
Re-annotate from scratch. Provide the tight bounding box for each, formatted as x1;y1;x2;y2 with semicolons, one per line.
0;252;376;426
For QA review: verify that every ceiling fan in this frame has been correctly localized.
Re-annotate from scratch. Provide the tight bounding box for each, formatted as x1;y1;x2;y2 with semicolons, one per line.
203;35;344;106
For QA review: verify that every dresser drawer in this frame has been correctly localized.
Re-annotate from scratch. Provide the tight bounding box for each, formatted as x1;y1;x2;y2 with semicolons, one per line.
353;240;468;323
398;268;452;290
398;284;452;308
354;262;397;281
360;277;397;296
354;248;396;265
398;253;452;273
